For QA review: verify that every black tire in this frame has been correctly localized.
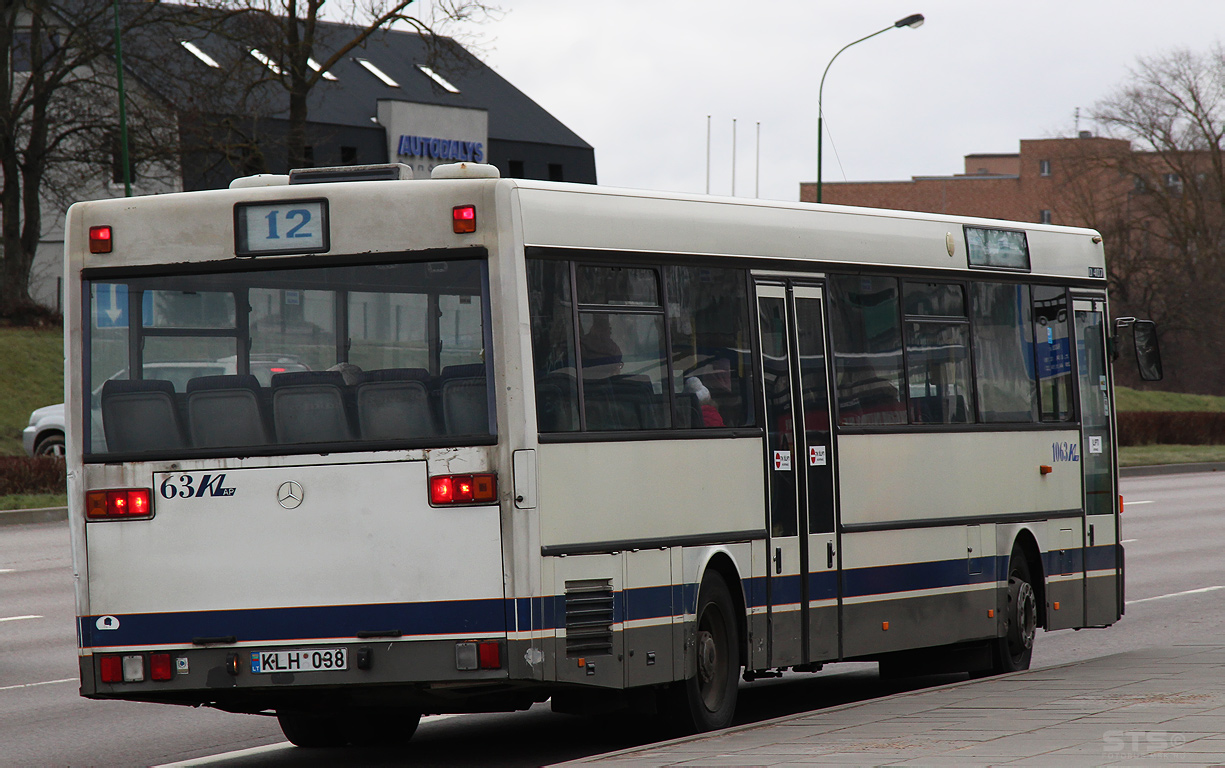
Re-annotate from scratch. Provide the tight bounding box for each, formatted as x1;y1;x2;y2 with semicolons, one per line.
276;711;350;748
993;549;1038;674
674;573;740;733
351;709;421;747
34;433;65;458
277;708;421;748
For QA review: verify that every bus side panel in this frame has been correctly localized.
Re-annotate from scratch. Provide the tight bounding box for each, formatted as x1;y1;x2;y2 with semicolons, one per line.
837;430;1084;656
536;440;765;549
1031;521;1087;630
837;431;1083;527
840;526;999;657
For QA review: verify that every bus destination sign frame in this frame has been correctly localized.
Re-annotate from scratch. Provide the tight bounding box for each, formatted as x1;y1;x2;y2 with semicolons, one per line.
234;199;330;257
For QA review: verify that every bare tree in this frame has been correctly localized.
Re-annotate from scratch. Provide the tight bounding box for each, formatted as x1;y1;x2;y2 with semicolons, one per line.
183;0;496;170
1059;46;1225;392
0;1;174;319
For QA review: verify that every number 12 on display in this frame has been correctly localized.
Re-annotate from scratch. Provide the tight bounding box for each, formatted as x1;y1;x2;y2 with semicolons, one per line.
236;199;328;255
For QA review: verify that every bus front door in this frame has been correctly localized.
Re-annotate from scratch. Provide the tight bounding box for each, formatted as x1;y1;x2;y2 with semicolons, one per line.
756;282;840;668
1074;297;1122;626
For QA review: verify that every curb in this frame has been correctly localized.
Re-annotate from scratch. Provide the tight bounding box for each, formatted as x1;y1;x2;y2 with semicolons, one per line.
1119;461;1225;477
554;652;1124;765
0;506;68;526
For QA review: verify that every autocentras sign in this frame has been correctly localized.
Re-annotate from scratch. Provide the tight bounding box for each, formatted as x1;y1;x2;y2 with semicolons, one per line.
396;134;484;163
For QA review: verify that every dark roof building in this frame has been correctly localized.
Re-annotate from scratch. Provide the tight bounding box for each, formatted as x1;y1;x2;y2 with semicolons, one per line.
122;12;596;189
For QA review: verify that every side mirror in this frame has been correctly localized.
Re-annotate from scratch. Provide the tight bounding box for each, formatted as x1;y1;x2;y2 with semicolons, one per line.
1133;320;1163;382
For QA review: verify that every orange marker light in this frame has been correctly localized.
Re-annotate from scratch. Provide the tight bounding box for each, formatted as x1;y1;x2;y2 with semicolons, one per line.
1040;465;1054;475
882;621;889;631
988;609;995;618
1054;601;1061;611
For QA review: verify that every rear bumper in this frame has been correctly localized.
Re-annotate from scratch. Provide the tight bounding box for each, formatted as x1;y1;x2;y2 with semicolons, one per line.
79;638;542;714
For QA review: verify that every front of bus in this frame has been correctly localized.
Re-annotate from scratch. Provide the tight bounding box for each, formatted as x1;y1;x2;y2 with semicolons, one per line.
64;167;534;740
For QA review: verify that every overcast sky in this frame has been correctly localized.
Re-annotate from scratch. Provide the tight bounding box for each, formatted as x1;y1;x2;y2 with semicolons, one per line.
460;1;1225;201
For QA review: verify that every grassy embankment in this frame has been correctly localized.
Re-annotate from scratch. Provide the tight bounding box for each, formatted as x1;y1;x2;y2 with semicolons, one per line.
1114;386;1225;466
0;328;1222;510
0;327;64;508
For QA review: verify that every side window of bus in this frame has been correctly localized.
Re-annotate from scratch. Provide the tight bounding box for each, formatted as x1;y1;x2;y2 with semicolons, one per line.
902;282;973;424
828;275;906;426
1032;286;1074;421
576;265;670;431
528;258;755;434
528;259;580;432
971;283;1039;422
665;266;755;429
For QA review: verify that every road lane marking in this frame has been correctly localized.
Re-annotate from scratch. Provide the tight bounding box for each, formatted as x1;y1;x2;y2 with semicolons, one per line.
1125;500;1155;505
1127;585;1225;605
155;743;295;766
1121;539;1138;543
154;714;466;766
0;678;76;692
0;569;13;573
0;615;42;623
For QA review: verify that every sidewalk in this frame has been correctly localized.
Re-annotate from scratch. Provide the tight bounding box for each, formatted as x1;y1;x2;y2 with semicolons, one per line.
566;645;1225;767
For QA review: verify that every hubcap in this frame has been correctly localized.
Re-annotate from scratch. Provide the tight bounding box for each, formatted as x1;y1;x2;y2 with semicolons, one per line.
1015;581;1037;650
696;604;728;710
697;630;717;685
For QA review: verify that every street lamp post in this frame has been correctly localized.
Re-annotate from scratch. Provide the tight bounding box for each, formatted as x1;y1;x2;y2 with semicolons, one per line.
112;0;132;198
816;13;924;203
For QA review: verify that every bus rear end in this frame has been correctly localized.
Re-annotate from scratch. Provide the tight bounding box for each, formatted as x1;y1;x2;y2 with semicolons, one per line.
64;170;526;744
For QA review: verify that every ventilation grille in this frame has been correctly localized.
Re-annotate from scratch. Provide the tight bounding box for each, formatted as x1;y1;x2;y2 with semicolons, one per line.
564;579;614;658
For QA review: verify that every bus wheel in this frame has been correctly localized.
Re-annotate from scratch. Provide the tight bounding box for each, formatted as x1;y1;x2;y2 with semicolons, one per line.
276;710;349;748
675;573;740;733
994;550;1038;673
352;709;421;746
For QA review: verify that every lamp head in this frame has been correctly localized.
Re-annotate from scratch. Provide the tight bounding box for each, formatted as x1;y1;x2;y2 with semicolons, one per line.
895;13;925;28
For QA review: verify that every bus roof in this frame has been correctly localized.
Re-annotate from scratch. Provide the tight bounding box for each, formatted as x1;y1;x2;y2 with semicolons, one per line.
66;175;1104;282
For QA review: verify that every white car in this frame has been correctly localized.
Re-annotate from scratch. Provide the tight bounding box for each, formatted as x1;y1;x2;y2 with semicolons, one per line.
21;356;310;457
23;403;66;457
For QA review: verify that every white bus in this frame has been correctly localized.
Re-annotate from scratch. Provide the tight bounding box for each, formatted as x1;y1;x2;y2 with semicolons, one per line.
64;162;1162;745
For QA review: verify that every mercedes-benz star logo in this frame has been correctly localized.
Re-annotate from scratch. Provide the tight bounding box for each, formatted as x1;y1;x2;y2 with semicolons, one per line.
276;481;304;509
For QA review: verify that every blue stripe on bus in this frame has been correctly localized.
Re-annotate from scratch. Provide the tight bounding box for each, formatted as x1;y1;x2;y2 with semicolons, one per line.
81;548;1117;648
80;598;506;649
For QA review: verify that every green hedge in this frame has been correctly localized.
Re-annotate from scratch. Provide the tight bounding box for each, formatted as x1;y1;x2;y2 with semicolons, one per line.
0;457;66;495
1117;412;1225;446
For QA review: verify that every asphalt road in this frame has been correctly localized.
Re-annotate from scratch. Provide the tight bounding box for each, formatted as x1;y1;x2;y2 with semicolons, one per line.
1;470;1221;766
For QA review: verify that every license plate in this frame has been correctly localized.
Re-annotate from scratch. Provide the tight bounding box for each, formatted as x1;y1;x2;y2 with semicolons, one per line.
250;648;347;674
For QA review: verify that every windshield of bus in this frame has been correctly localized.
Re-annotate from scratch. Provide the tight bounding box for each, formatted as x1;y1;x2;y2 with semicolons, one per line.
83;257;492;458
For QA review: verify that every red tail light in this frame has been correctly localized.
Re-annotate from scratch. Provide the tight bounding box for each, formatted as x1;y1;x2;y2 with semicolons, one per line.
454;475;474;502
89;225;113;253
86;489;153;520
150;653;173;681
452;205;476;234
478;640;501;669
429;473;496;506
100;655;122;683
430;475;454;505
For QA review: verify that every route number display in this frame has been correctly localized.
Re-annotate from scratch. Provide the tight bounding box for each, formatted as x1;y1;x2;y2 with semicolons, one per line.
235;199;329;256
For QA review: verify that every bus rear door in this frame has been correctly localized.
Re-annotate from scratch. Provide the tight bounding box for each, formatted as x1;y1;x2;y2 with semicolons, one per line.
756;281;840;667
1074;296;1121;626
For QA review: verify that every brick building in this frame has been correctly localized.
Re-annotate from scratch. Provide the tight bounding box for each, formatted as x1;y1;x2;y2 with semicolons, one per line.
802;134;1225;394
800;134;1131;228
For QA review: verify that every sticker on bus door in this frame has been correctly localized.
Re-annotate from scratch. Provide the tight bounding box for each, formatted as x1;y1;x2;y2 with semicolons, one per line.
809;446;827;466
773;450;792;471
